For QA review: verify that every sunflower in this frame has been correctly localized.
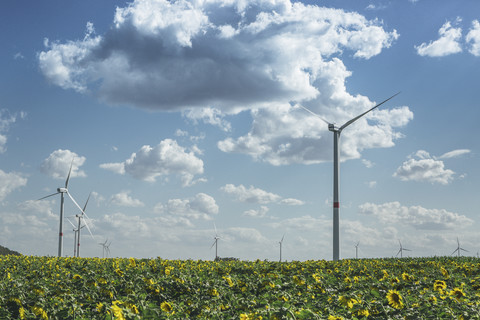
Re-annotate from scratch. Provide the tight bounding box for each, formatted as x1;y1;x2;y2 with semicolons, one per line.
161;302;173;313
450;288;465;302
386;290;404;309
434;280;447;291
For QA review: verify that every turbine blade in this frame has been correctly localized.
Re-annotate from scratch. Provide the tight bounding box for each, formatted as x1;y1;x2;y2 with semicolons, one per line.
214;222;218;236
38;192;60;200
297;105;331;125
67;191;85;215
280;234;285;243
65;158;75;188
82;192;91;213
210;240;216;249
81;216;96;242
452;249;459;256
339;92;400;131
396;249;401;257
460;248;469;252
66;217;77;229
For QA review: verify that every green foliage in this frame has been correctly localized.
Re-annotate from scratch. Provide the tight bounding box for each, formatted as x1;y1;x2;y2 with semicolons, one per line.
0;256;480;319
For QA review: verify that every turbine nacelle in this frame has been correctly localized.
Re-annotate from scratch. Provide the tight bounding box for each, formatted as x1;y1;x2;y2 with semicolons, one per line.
328;123;338;132
57;187;68;193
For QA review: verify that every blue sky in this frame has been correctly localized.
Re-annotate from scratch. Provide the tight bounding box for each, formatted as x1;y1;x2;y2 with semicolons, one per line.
1;0;479;260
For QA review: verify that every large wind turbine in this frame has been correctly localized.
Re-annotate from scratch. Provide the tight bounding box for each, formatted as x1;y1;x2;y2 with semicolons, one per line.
396;240;411;258
279;234;285;262
299;93;399;261
38;159;87;257
211;223;220;260
452;237;468;257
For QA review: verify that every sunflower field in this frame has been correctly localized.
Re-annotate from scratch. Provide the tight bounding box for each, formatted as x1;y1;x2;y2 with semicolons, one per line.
1;255;480;319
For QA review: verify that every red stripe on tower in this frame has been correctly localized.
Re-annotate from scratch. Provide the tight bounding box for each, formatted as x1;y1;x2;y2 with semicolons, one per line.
59;232;63;236
333;202;340;208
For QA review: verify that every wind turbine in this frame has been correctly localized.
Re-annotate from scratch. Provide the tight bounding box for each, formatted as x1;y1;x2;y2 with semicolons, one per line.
38;159;87;257
211;223;220;260
75;193;96;257
99;239;111;258
354;241;360;259
451;237;468;257
396;240;411;258
279;234;285;262
298;93;400;261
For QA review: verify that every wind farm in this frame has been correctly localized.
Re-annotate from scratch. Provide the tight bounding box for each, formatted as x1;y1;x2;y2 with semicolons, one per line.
1;0;479;264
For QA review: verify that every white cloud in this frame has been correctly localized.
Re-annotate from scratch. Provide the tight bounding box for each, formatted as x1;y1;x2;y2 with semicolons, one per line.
438;149;471;159
100;139;204;186
38;0;398;112
466;20;480;56
221;184;281;204
183;108;231;132
415;20;463;57
110;191;145;207
154;193;219;221
40;149;87;180
393;150;455;185
219;99;413;165
359;201;473;230
243;206;269;218
279;198;305;206
0;170;27;201
0;109;22;153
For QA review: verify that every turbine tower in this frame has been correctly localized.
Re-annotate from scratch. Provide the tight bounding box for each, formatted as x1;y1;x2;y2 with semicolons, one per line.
211;223;220;260
279;234;285;262
396;240;411;258
354;241;360;259
452;237;468;257
38;159;86;257
299;93;399;261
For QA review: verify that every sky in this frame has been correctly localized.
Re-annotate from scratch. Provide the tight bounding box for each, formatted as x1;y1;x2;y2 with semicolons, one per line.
1;0;479;261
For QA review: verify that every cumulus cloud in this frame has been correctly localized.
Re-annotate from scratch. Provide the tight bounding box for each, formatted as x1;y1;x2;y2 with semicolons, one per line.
100;139;204;186
40;149;87;180
37;0;410;166
243;206;269;218
415;20;462;57
154;193;219;221
359;201;473;230
466;20;480;56
110;191;145;207
393;150;455;185
221;184;281;204
38;0;398;112
0;170;27;201
183;108;231;132
219;98;413;165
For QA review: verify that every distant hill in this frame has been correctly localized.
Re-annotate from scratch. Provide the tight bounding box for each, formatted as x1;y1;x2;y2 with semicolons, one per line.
0;245;21;256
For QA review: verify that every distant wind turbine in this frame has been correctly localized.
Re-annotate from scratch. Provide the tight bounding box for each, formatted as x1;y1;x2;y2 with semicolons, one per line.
211;223;220;260
452;237;468;257
279;234;285;262
354;241;360;259
99;239;111;258
298;93;400;261
38;159;87;257
75;193;96;257
396;240;411;258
